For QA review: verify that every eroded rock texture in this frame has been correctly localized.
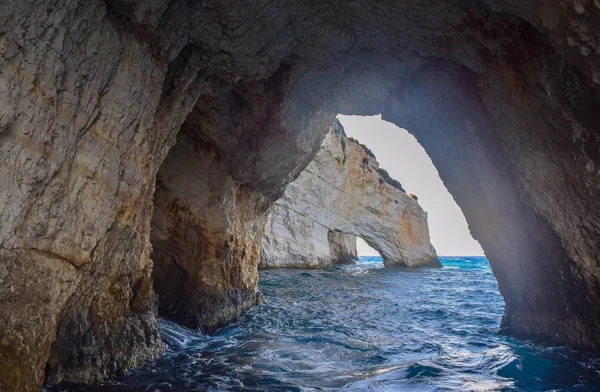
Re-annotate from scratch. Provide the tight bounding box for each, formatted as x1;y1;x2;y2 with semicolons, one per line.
1;0;600;390
261;123;439;269
150;130;267;331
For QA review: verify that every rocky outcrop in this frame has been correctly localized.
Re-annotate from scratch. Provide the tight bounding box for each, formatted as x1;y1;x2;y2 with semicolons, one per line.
261;123;440;269
2;0;600;390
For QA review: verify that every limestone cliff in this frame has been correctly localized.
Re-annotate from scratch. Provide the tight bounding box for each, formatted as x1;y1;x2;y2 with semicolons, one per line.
261;122;440;269
2;0;600;390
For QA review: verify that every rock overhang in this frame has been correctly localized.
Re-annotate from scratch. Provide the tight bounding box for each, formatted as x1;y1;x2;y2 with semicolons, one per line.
1;1;600;390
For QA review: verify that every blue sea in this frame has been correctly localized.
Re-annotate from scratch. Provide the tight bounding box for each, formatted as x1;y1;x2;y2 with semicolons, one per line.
51;257;600;391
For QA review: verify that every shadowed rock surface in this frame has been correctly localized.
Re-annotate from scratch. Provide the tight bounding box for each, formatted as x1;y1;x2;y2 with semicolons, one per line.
0;0;599;390
261;122;439;269
150;129;266;332
328;231;359;266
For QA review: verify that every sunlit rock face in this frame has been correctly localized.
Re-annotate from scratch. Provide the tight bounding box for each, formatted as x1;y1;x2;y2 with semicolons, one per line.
261;205;361;268
1;0;600;389
261;123;439;269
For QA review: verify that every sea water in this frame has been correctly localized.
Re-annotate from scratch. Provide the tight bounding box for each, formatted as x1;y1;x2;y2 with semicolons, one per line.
50;257;600;391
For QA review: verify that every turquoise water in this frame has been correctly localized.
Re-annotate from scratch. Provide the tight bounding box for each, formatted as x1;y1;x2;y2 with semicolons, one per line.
51;257;600;391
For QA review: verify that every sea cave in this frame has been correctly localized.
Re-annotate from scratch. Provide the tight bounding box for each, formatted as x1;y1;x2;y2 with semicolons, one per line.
1;1;600;390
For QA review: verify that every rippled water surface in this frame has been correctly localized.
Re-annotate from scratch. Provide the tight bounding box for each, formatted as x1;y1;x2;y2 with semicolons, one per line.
52;257;600;391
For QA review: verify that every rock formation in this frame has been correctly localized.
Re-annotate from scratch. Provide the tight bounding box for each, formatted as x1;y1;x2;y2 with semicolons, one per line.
328;232;359;266
150;128;266;332
261;122;440;269
1;0;600;390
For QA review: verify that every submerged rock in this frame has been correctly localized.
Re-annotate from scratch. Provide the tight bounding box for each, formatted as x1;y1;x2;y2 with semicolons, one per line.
261;122;440;269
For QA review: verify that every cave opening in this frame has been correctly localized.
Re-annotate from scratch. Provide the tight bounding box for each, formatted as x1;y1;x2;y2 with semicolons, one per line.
141;33;600;391
4;1;600;390
144;55;599;364
41;55;600;392
356;237;383;261
338;114;484;258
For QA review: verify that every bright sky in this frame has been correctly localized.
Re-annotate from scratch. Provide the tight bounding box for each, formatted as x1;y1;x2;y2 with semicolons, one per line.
338;115;484;257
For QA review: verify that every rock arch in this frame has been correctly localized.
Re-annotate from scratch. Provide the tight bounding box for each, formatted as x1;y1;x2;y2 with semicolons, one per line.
260;121;439;269
1;1;600;389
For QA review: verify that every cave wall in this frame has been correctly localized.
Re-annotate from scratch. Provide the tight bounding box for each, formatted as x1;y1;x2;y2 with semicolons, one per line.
150;129;267;331
383;58;600;351
0;1;332;388
149;61;337;330
1;0;600;390
260;123;439;269
0;2;194;388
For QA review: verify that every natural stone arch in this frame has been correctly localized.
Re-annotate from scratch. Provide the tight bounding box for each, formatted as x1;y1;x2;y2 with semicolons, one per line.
260;122;439;270
1;1;600;390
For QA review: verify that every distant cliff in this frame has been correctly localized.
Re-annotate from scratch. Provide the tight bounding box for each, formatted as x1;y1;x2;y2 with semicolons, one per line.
261;121;440;269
